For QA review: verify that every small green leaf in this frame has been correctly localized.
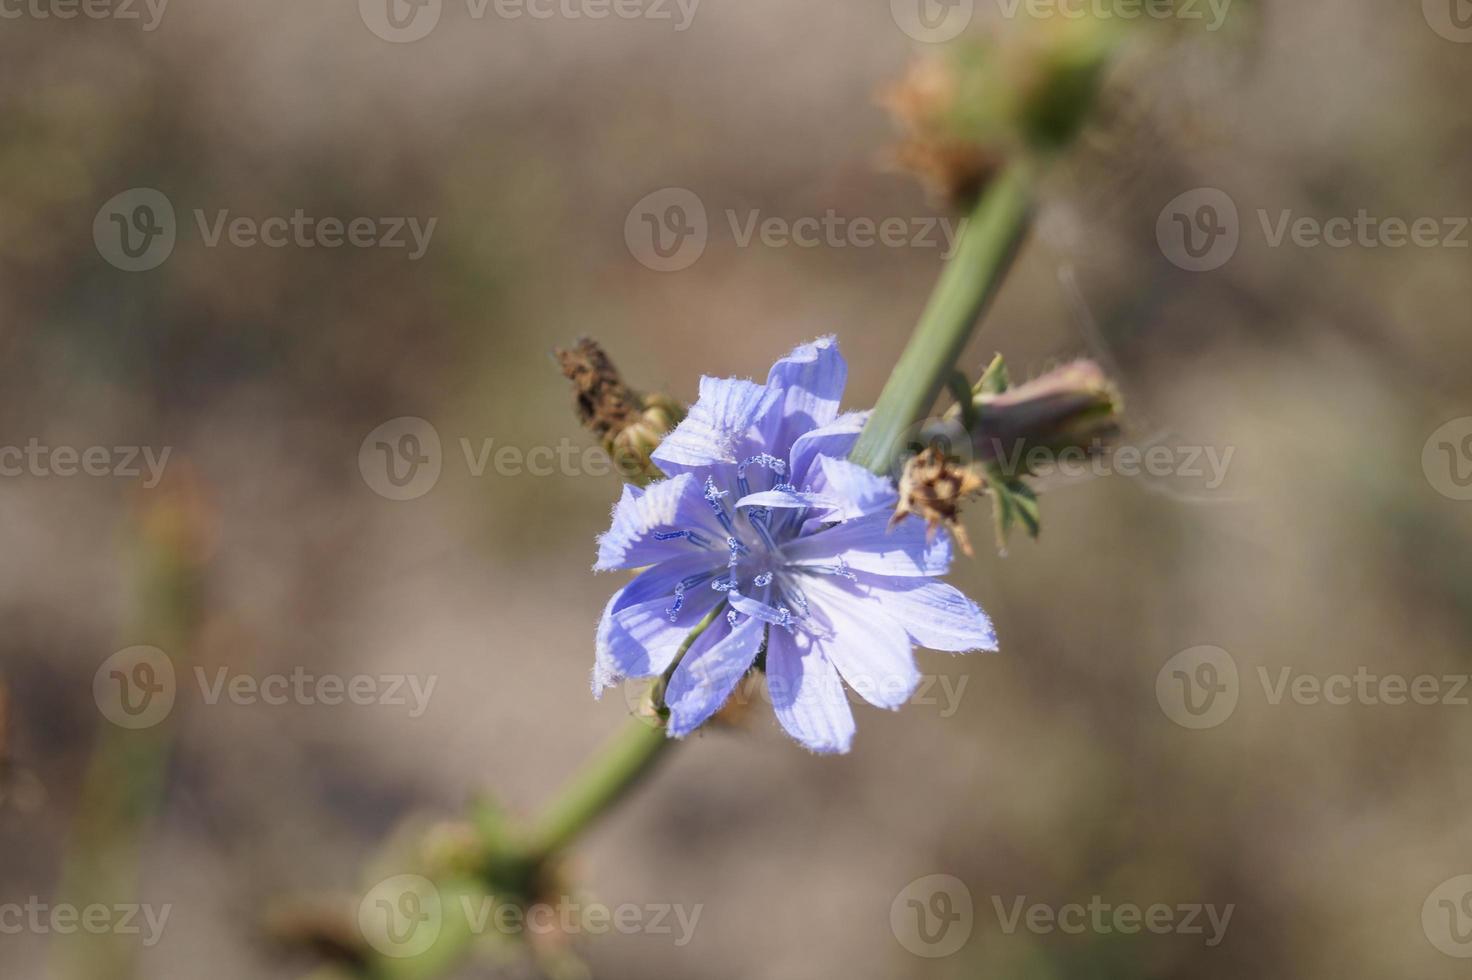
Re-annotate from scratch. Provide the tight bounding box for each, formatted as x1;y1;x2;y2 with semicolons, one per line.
977;353;1009;396
983;464;1040;553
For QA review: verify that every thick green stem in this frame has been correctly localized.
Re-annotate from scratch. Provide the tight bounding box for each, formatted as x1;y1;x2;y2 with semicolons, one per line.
849;162;1034;474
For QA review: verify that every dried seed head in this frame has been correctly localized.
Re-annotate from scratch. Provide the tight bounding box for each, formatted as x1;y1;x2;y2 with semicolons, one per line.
881;57;1001;207
891;446;986;558
555;338;641;441
555;339;684;483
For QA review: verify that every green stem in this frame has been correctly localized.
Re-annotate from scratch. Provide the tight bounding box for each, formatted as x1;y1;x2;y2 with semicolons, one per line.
518;718;674;864
521;603;723;862
849;162;1035;474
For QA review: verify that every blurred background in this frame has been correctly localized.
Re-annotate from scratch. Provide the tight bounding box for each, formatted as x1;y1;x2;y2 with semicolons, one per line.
2;0;1471;977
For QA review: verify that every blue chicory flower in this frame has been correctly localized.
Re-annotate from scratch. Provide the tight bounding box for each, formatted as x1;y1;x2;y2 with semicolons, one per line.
592;337;997;753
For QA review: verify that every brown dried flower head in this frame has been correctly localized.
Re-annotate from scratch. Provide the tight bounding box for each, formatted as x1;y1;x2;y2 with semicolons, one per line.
881;57;1001;207
555;338;683;483
891;446;986;558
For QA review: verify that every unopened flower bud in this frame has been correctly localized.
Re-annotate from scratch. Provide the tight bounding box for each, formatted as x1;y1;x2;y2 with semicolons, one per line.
970;358;1121;473
892;356;1121;555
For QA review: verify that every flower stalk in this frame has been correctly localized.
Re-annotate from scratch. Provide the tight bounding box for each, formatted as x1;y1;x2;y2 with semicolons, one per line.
848;161;1034;475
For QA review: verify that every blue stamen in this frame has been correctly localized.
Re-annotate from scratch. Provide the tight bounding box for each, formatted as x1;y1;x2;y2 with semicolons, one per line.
654;529;713;548
806;557;857;581
703;477;735;534
736;454;788;496
666;573;713;622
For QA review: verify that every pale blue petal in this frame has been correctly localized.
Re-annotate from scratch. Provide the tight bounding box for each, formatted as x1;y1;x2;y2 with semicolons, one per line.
765;628;855;754
801;577;919;709
664;613;766;738
761;337;847;457
734;488;837;512
787;411;868;488
811;456;898;520
855;575;998;653
651;376;778;476
593;554;726;696
784;510;952;577
594;473;724;571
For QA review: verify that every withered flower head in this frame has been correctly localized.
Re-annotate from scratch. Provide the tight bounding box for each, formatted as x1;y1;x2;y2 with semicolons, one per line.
555;338;683;484
555;338;640;441
881;56;1001;208
891;445;986;558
